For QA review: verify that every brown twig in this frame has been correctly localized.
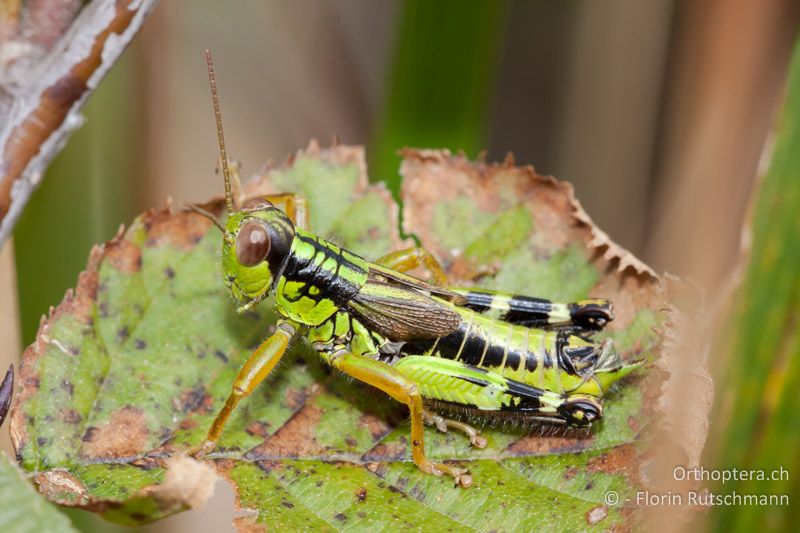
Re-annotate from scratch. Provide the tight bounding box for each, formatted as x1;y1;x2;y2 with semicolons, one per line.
0;0;159;246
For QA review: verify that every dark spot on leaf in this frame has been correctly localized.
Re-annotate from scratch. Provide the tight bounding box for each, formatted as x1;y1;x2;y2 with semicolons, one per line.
388;484;402;494
83;427;99;442
61;409;82;424
245;421;271;438
60;380;74;395
584;480;594;491
213;350;228;363
316;480;323;487
356;487;367;502
165;267;175;279
37;437;48;447
358;412;391;440
256;461;280;475
135;339;147;350
179;419;198;430
117;326;129;341
345;435;357;447
334;513;347;522
98;302;109;317
281;500;294;509
409;483;425;499
563;467;578;480
179;385;208;413
130;512;149;523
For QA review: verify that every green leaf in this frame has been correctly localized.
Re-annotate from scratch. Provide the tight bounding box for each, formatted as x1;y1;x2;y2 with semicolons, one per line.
0;453;77;532
11;143;674;530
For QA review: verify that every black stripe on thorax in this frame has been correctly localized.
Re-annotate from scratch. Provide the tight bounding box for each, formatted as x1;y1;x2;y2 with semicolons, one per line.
280;235;364;306
297;234;367;275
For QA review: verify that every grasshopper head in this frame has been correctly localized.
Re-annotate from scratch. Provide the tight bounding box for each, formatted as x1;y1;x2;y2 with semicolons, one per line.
222;199;295;312
200;51;297;312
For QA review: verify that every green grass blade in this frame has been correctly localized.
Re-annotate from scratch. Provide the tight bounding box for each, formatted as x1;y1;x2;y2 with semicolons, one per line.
706;34;800;533
370;0;507;192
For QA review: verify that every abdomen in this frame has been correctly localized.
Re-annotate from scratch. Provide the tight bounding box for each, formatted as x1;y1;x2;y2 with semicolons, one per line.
405;304;596;395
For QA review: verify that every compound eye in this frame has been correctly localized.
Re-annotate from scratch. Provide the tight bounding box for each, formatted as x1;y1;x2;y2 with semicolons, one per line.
236;220;271;266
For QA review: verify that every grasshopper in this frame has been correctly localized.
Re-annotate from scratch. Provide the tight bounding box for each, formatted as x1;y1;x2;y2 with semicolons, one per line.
189;51;642;487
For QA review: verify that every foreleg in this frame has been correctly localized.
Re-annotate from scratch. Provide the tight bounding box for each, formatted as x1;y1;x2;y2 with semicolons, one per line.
191;320;297;457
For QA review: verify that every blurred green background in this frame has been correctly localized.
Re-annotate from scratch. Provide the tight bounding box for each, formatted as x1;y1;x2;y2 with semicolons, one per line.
2;0;800;531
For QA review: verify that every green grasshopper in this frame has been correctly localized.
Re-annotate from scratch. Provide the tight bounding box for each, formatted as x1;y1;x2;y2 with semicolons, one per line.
189;51;642;487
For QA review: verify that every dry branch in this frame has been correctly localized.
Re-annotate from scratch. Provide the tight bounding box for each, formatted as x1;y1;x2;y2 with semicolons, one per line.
0;0;159;246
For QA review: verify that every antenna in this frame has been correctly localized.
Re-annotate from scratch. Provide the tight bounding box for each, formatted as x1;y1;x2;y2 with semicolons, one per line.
185;203;225;232
204;49;234;213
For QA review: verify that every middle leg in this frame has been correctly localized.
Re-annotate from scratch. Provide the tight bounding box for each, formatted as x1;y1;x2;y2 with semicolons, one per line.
423;410;488;448
326;350;472;487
